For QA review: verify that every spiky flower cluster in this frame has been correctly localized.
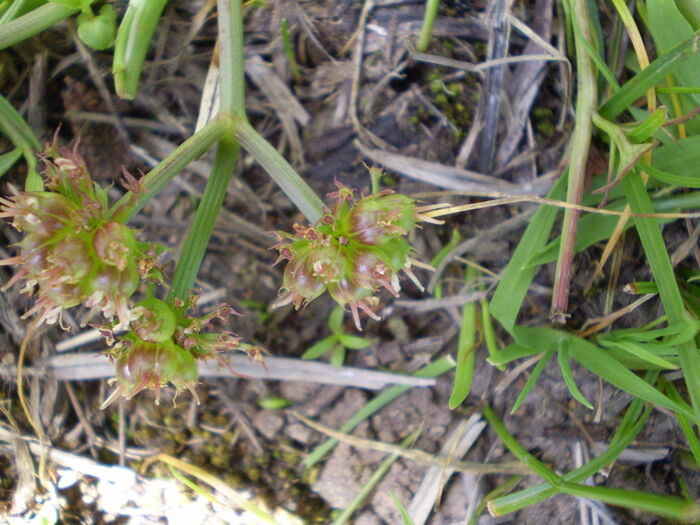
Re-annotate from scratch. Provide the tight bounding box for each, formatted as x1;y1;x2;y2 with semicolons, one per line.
0;146;158;328
273;183;436;330
1;144;258;406
102;297;260;407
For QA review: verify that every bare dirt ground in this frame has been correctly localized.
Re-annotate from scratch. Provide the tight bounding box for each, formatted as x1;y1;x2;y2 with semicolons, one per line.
1;1;698;524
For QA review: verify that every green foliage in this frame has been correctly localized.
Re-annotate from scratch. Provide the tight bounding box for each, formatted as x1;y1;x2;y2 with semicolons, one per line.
301;307;371;367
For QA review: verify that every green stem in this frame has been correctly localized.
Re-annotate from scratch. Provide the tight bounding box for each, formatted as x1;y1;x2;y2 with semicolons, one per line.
168;137;239;301
416;0;440;52
235;119;324;222
550;0;597;322
0;2;78;50
165;0;247;300
217;0;246;117
112;0;168;99
107;118;229;222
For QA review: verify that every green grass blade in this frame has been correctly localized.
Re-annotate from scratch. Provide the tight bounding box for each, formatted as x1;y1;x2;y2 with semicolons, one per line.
280;18;301;83
332;431;419;525
653;135;700;176
488;343;540;367
302;357;454;467
480;297;503;370
389;491;415;525
338;334;372;350
640;161;700;187
328;306;344;333
0;148;22;177
449;266;477;409
600;340;679;369
0;94;42;190
330;345;346;368
510;350;554;414
513;326;696;420
664;381;700;464
430;228;462;299
598;30;700;119
489;395;653;515
647;0;700;106
622;169;700;422
488;398;700;521
557;343;594;409
560;481;700;522
466;476;523;525
482;405;564;486
301;336;337;360
490;173;567;332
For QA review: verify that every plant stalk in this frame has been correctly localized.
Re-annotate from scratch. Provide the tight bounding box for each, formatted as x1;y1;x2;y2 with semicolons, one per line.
550;0;597;323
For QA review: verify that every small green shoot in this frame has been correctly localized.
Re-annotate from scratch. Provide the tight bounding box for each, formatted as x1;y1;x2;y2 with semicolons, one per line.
448;265;477;409
280;18;301;83
390;491;416;525
301;307;371;367
112;0;168;99
331;430;420;525
257;397;291;410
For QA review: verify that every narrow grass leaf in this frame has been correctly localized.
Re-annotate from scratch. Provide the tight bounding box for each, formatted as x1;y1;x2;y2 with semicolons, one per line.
0;2;77;50
466;476;523;525
664;381;700;464
513;326;695;420
598;30;700;119
490;174;567;332
482;406;563;486
489;396;653;515
301;336;337;360
389;491;415;525
449;267;477;409
328;306;344;333
332;431;419;525
647;0;700;105
0;148;21;177
487;343;540;368
600;340;679;369
511;350;554;414
167;464;222;505
481;298;503;370
560;481;700;522
303;357;454;467
338;335;372;350
641;161;700;187
567;334;696;421
330;345;346;368
653;135;700;176
623;170;700;422
557;343;594;410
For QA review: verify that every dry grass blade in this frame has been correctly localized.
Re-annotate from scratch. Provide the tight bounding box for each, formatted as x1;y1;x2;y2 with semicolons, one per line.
294;412;530;475
355;140;547;194
407;415;487;525
2;353;437;390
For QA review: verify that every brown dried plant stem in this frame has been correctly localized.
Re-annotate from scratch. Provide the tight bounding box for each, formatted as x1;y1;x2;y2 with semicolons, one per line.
550;0;597;323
